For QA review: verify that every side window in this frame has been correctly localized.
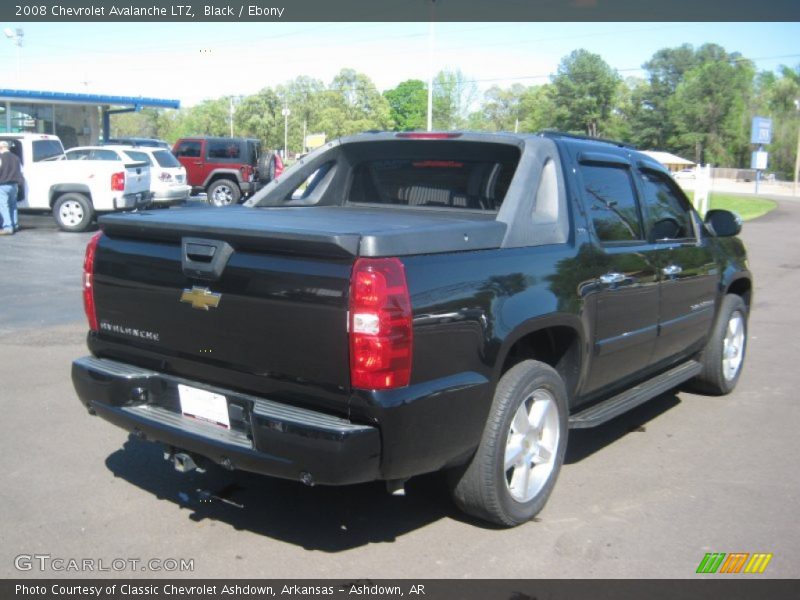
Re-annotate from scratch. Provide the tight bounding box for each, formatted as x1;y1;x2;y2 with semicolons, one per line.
90;149;122;161
175;141;201;158
207;141;240;160
639;170;694;241
579;163;644;243
66;149;91;161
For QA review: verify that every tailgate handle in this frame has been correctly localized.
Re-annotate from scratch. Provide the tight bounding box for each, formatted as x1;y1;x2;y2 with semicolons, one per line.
182;237;234;281
186;243;216;263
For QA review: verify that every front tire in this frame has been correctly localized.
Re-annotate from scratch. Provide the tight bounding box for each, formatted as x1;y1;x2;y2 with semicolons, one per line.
53;193;94;232
690;294;748;395
206;179;241;207
450;360;568;527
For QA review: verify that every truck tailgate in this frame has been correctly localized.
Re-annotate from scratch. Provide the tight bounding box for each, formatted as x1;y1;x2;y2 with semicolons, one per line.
92;205;504;414
92;214;355;415
123;161;150;195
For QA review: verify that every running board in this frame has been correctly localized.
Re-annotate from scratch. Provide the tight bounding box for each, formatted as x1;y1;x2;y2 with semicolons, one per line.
568;360;702;429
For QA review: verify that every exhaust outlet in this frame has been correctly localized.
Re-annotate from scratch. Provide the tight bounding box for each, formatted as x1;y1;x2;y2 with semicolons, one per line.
171;452;204;474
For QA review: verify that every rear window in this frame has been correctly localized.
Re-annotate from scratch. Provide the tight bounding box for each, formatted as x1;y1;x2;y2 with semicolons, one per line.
124;150;152;165
152;150;180;168
247;140;261;164
32;140;65;162
348;143;519;211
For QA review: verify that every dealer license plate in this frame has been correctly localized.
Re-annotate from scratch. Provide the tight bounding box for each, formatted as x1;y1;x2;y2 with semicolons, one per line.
178;384;230;429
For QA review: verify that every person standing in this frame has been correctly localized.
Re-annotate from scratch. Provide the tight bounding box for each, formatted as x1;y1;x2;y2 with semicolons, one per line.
0;140;24;235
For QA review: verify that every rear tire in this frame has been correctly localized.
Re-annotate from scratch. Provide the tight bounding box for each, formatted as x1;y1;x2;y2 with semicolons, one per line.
689;294;748;395
206;179;241;207
449;360;568;527
258;152;276;182
53;193;94;232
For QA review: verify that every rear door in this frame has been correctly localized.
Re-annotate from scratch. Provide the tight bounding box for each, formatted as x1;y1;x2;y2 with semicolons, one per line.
636;168;718;364
174;139;205;187
577;156;661;394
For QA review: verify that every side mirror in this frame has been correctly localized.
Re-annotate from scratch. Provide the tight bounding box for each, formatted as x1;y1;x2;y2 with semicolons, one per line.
704;209;742;237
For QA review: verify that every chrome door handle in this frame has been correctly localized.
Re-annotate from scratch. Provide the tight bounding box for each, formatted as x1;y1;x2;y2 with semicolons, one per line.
599;272;626;285
662;264;683;277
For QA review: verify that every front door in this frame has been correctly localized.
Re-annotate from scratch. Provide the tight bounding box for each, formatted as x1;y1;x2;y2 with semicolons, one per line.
173;139;204;188
636;168;718;365
576;159;660;394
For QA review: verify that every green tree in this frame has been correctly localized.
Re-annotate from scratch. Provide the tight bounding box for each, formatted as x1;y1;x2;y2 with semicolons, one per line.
432;69;478;130
277;76;327;152
318;68;392;137
669;54;755;165
630;44;714;150
166;97;232;140
518;84;557;132
384;79;428;131
551;49;620;137
477;84;528;132
235;88;283;149
109;108;166;140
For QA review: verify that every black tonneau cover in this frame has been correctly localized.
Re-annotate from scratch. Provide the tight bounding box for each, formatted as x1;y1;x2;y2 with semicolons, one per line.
99;205;507;257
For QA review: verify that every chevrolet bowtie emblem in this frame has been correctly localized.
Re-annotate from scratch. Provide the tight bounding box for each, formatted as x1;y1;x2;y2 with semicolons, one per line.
180;286;222;310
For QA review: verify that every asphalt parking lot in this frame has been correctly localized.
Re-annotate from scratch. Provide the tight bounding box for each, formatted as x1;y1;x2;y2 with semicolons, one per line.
1;203;798;579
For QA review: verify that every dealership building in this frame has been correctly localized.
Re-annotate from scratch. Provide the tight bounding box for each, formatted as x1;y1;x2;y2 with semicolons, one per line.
0;88;180;148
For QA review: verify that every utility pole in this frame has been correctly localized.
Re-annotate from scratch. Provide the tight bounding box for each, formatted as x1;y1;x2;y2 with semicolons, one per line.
282;107;291;160
229;96;234;137
795;100;800;197
426;1;436;132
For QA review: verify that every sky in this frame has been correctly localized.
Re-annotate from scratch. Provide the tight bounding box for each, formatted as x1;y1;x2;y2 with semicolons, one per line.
1;22;799;107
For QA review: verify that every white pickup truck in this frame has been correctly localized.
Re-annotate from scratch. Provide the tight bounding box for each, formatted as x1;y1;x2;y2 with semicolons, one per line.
0;133;152;232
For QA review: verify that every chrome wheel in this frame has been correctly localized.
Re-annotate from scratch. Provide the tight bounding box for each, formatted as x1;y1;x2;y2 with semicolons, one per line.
504;388;560;503
210;184;235;206
722;311;745;381
58;200;85;227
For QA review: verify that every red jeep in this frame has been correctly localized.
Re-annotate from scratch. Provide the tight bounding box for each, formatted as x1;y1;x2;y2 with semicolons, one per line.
173;137;283;206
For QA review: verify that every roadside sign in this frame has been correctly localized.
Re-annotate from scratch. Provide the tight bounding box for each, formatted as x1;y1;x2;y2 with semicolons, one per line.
751;116;772;145
751;151;768;170
305;133;326;149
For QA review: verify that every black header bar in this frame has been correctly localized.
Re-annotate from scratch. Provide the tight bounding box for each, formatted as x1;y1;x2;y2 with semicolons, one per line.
4;579;800;600
2;0;799;22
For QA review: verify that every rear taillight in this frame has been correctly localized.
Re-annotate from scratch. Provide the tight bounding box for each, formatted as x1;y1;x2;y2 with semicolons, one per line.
111;171;125;191
241;165;254;182
83;231;103;332
349;257;413;390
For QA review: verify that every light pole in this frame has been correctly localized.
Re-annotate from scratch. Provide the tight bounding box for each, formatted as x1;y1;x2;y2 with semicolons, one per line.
282;107;291;160
794;99;800;197
229;96;234;137
3;28;24;84
426;1;436;132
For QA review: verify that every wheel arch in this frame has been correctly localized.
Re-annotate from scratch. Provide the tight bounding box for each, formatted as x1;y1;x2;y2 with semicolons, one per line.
203;171;242;190
725;275;752;311
495;314;585;402
49;184;92;208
